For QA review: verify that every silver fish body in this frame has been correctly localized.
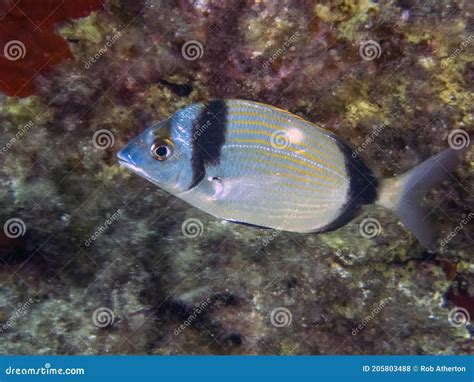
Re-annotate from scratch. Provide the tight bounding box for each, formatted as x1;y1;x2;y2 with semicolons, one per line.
118;99;464;248
118;99;377;233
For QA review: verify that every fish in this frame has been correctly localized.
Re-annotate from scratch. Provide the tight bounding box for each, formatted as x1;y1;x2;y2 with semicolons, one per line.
117;99;466;249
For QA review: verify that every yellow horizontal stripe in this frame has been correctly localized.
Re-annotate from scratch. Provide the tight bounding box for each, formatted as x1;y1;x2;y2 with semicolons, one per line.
223;165;334;195
229;109;321;133
226;104;343;159
217;204;336;221
228;111;332;143
227;134;346;180
231;126;345;174
229;120;346;175
215;162;345;217
227;100;308;123
230;113;343;163
225;141;346;187
241;157;340;190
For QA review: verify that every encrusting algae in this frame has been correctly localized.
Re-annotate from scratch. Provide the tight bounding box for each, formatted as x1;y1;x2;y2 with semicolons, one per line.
0;0;472;355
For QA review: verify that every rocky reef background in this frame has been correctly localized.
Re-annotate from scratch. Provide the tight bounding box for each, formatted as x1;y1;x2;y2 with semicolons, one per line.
0;0;472;354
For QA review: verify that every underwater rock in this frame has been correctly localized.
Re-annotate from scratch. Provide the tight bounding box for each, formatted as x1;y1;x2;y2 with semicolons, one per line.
0;0;472;355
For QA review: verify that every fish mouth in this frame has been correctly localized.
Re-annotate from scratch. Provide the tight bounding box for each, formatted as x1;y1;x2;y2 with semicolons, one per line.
117;145;157;184
117;146;141;174
118;158;135;171
117;148;133;167
117;155;150;182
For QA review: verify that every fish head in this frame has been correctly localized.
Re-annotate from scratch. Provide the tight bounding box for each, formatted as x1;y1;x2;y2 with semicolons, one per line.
117;110;197;194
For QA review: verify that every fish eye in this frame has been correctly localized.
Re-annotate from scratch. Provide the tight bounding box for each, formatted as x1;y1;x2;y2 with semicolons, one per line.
150;139;174;161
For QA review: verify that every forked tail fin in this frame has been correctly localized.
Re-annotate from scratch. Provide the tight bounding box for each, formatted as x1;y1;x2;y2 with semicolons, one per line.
376;148;467;250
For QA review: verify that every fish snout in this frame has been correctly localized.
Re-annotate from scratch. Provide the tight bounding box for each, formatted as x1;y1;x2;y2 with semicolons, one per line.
117;145;133;166
117;136;143;168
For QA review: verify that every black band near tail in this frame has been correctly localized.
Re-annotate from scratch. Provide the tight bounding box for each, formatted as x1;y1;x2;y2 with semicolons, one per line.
317;139;378;233
189;100;228;190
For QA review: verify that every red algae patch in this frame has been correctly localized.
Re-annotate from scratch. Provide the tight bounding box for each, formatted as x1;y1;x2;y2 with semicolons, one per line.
0;0;103;97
